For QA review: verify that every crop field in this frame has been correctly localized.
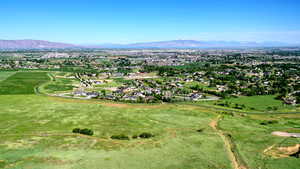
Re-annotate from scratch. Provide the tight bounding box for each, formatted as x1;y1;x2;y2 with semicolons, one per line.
0;72;50;95
0;72;16;81
41;77;77;94
0;71;300;169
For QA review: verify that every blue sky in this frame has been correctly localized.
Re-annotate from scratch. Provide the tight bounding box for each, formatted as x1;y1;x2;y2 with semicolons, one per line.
1;0;300;44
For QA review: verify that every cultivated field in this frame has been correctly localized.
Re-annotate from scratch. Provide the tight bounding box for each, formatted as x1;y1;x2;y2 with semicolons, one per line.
0;72;49;95
0;72;15;82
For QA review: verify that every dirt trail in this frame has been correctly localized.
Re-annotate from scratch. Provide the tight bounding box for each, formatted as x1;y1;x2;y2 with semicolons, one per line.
209;115;247;169
263;144;276;154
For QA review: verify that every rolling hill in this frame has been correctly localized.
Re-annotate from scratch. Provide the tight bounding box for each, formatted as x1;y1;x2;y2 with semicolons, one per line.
0;40;78;49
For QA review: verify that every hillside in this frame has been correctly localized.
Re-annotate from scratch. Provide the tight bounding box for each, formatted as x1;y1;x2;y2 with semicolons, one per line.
0;40;78;49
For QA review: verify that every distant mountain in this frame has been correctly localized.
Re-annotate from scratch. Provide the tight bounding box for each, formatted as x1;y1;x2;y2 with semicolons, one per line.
0;40;78;49
1;39;297;49
97;40;297;48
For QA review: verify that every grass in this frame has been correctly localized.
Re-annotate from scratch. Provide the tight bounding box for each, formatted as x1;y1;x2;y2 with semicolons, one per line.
1;71;300;169
0;71;16;82
212;95;292;112
0;72;50;95
184;81;216;91
218;113;300;169
41;77;77;94
38;72;81;94
0;95;232;169
94;79;124;88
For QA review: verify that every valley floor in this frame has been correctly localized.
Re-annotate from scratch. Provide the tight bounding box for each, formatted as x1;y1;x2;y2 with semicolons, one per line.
0;71;300;169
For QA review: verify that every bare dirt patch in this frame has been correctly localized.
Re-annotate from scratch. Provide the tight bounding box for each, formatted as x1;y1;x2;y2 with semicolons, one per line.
265;144;300;158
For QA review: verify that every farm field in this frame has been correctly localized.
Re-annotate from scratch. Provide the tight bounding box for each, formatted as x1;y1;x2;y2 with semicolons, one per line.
40;73;77;94
0;72;50;95
0;72;15;82
0;71;300;169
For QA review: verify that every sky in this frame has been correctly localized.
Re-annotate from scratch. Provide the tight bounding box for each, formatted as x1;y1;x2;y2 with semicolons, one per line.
1;0;300;44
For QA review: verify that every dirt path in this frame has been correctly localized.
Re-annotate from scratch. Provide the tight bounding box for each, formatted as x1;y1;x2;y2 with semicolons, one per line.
209;115;247;169
263;144;276;154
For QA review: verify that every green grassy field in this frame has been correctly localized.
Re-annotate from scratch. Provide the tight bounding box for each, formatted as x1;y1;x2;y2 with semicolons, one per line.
0;95;232;169
0;71;300;169
225;95;283;110
184;81;216;91
0;72;16;82
0;72;50;95
219;113;300;169
209;95;297;112
95;79;124;88
41;77;76;94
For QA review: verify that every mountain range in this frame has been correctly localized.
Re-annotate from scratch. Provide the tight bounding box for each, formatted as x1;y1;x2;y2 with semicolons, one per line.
0;40;77;49
0;39;298;49
99;40;297;48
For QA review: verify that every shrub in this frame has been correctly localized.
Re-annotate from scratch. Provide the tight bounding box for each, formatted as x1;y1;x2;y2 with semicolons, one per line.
80;128;94;136
139;132;154;138
260;120;278;125
72;128;81;133
268;120;279;124
132;135;138;139
260;122;267;125
196;129;204;132
111;134;130;140
72;128;94;136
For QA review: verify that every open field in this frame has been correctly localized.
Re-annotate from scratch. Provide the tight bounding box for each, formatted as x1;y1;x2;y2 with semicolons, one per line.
0;95;232;169
0;71;300;169
219;113;300;169
0;72;49;95
40;74;77;94
202;95;298;113
224;95;283;111
0;72;16;82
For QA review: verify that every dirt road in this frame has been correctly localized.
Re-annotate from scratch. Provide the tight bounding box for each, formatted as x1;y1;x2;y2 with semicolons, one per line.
209;115;247;169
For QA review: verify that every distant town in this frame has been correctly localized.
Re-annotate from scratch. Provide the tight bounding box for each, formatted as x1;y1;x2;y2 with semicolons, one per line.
1;47;299;107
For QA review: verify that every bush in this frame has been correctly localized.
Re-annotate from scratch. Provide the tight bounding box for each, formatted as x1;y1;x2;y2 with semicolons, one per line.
259;120;278;125
72;128;94;136
80;128;94;136
72;128;81;133
196;129;204;132
268;120;279;124
111;134;130;140
260;122;267;125
139;132;154;138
